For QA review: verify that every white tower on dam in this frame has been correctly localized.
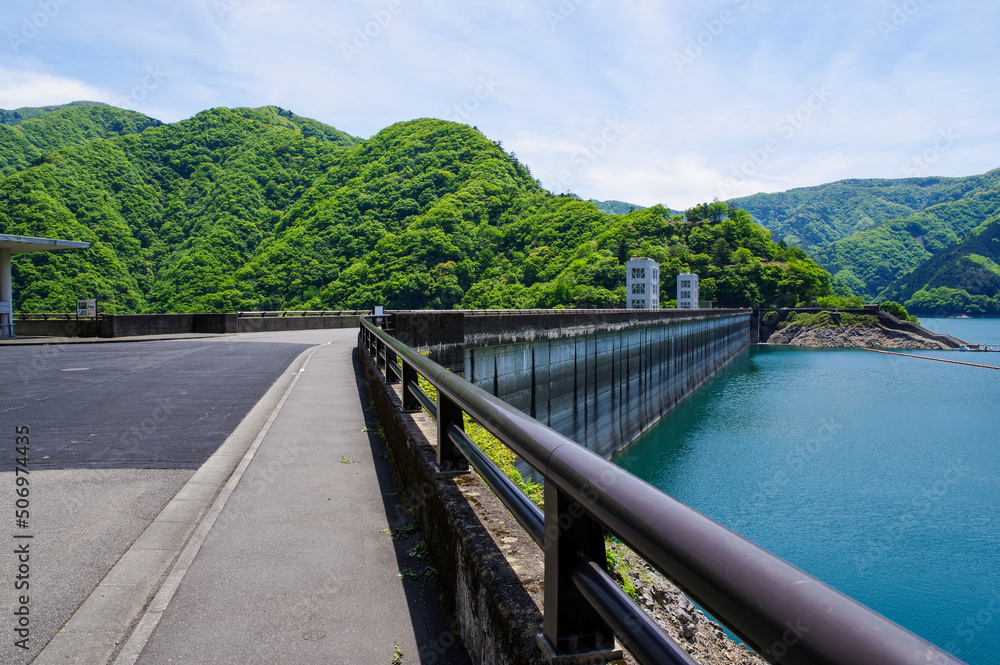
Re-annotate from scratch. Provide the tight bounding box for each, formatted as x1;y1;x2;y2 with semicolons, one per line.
625;257;659;310
677;272;699;309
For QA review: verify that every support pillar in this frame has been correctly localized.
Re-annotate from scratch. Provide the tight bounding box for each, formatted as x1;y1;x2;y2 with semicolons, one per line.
540;481;617;660
1;248;12;337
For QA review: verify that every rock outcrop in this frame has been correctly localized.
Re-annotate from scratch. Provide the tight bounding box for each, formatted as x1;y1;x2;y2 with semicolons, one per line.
609;543;768;665
765;324;952;349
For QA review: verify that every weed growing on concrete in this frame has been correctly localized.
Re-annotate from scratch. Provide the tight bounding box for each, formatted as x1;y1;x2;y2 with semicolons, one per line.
391;642;404;664
398;566;438;581
407;540;430;559
340;456;358;464
383;522;420;541
605;538;639;601
415;375;544;507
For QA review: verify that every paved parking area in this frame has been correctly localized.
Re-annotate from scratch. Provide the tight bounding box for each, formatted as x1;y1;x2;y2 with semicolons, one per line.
0;332;328;664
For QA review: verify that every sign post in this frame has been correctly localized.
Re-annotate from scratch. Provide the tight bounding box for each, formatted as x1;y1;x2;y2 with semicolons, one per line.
77;299;97;318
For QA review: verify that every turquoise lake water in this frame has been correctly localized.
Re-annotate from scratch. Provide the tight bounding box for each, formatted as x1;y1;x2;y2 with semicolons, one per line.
615;318;1000;665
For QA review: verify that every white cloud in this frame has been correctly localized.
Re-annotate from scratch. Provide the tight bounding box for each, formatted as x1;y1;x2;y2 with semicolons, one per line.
0;67;106;109
1;0;999;207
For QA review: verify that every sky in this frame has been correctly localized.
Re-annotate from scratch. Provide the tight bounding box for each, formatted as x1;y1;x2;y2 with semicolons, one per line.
1;0;998;210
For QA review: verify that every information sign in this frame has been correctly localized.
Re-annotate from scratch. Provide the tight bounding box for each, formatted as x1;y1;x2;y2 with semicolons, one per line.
77;299;97;318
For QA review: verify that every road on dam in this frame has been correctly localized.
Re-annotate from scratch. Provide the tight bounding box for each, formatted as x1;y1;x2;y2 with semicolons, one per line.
0;330;336;663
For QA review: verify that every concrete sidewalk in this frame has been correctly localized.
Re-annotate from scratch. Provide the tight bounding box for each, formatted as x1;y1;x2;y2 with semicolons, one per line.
35;330;470;665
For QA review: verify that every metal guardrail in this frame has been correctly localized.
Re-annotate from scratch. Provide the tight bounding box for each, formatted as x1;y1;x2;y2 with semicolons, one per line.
14;312;106;320
359;318;967;665
237;310;367;317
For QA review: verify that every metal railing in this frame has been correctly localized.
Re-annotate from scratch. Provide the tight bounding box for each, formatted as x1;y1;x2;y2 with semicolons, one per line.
14;312;106;321
359;318;967;665
237;310;367;317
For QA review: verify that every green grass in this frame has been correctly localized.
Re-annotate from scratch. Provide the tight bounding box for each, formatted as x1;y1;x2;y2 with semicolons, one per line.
415;371;544;507
781;311;880;329
381;522;420;541
605;539;639;600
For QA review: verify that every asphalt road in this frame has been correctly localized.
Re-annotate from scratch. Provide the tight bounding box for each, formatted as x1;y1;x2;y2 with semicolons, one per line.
0;331;334;664
0;336;316;471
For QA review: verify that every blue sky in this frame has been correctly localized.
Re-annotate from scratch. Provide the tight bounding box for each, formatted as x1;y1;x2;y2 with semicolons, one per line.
1;0;997;209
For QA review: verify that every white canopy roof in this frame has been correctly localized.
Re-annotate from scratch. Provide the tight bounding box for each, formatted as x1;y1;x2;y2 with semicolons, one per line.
0;234;91;254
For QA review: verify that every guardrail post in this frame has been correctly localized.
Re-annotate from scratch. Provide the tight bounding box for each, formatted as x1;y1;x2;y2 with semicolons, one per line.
385;349;399;384
436;392;469;474
541;482;617;659
401;361;421;412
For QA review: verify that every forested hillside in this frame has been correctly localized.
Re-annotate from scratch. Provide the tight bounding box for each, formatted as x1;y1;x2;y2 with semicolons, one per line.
0;105;831;314
0;102;162;176
730;171;1000;314
881;218;1000;316
587;198;647;215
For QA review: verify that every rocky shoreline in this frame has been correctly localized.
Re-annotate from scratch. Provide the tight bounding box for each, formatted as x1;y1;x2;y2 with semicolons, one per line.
765;323;953;349
607;543;767;664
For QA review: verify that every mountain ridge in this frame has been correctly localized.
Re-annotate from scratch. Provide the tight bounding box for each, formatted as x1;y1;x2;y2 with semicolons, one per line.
0;105;830;313
0;102;163;176
728;168;1000;313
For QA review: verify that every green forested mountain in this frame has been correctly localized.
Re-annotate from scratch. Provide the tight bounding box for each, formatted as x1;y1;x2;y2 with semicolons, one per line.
0;100;110;125
880;218;1000;316
587;199;646;215
730;170;1000;313
0;105;831;313
731;173;1000;249
0;102;162;176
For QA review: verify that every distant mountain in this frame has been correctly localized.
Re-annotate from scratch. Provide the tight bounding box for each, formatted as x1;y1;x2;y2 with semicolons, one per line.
0;100;110;125
0;102;162;176
731;173;1000;249
729;170;1000;312
880;218;1000;316
588;199;646;215
0;105;830;313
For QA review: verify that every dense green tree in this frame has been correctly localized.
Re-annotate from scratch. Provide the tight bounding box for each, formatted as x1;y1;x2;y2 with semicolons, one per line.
728;170;1000;312
0;107;832;313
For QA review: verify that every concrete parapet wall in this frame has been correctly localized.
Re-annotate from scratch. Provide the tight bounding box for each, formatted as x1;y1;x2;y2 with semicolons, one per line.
12;318;101;337
392;308;752;373
103;314;198;336
235;315;360;333
359;346;546;665
465;314;750;459
385;309;751;459
12;312;362;337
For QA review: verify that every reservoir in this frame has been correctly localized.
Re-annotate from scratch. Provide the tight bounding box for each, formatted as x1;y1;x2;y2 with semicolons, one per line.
615;318;1000;665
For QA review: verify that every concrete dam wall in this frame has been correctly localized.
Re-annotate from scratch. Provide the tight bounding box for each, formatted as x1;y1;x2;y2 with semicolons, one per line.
390;309;751;459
